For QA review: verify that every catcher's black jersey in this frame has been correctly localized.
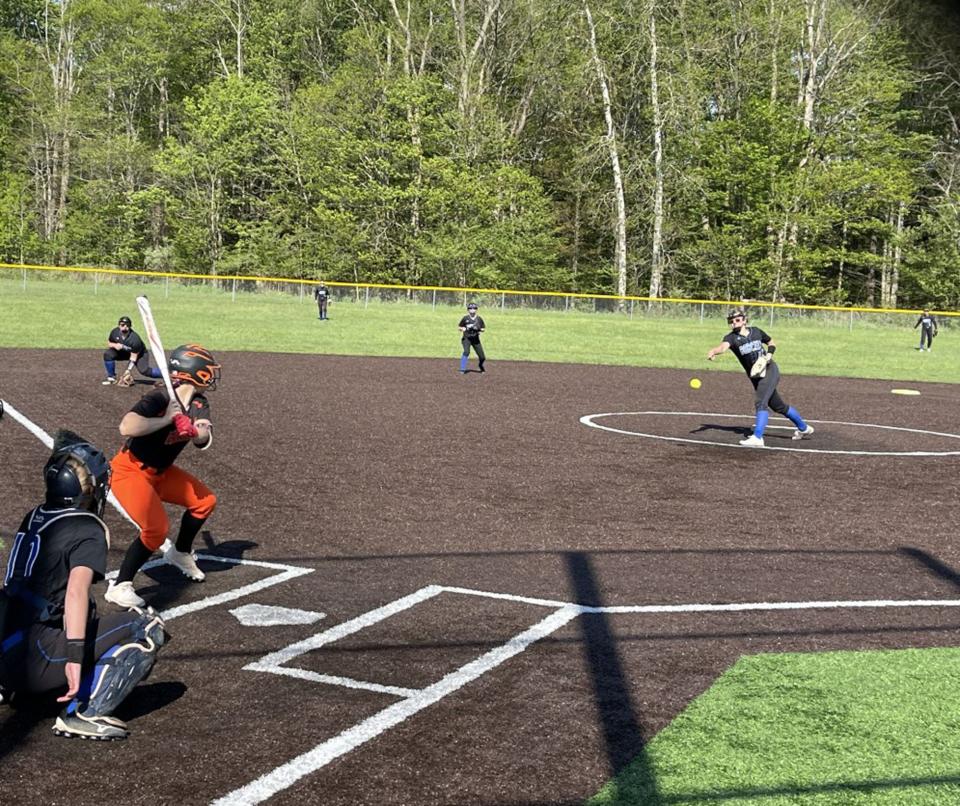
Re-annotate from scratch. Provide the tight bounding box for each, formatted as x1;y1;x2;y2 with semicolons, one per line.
4;507;107;624
124;389;211;471
459;314;485;340
108;326;146;356
723;326;770;375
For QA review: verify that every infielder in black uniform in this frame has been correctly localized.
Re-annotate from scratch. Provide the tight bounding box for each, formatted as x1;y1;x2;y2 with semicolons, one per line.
707;309;814;448
914;310;938;352
458;302;486;373
0;431;166;740
103;315;163;386
314;284;330;320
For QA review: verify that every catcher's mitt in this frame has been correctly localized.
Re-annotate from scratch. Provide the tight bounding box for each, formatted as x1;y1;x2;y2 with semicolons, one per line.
749;353;771;378
117;370;135;387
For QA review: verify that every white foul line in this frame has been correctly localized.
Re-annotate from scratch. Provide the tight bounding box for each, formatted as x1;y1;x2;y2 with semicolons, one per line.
213;604;581;806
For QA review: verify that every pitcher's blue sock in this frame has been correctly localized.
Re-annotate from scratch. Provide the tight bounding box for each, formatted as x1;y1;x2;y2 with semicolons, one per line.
754;409;770;438
460;355;468;371
786;407;808;431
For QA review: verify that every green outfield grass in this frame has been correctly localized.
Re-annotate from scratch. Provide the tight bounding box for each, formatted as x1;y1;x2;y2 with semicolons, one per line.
0;276;954;383
589;648;960;806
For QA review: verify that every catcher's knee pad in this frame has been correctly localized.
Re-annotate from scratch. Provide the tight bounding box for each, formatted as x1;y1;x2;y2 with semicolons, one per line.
76;611;166;717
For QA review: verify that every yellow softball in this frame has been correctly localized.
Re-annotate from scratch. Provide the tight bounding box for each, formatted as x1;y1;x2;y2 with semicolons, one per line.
689;378;701;389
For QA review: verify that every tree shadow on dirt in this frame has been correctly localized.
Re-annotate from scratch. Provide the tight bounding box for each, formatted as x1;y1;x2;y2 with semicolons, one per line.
565;551;663;804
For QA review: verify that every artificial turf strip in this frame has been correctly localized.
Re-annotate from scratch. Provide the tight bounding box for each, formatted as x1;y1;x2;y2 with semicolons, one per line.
587;647;960;806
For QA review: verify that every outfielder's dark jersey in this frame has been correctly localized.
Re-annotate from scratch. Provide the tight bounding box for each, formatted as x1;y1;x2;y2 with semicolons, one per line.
915;314;937;331
314;286;328;301
108;327;146;356
459;314;485;340
723;326;771;375
124;389;211;472
4;507;107;625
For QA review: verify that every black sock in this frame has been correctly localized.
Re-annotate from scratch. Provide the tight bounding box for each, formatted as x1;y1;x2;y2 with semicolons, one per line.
175;513;207;553
115;539;154;584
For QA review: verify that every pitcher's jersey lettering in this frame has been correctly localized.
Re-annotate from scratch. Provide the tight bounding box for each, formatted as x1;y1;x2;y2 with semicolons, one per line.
723;326;771;375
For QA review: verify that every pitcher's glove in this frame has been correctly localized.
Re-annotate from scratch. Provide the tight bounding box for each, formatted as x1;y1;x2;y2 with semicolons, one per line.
750;353;771;378
117;370;135;387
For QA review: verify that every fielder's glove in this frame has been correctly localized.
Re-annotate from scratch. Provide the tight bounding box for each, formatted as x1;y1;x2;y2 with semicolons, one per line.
750;353;771;378
117;369;135;387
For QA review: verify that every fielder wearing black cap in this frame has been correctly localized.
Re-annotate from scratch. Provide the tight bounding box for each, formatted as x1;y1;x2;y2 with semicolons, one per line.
101;315;163;387
458;303;486;373
706;308;814;448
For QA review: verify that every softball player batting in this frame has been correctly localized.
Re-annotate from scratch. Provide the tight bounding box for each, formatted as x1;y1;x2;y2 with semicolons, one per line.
707;309;814;448
104;345;221;609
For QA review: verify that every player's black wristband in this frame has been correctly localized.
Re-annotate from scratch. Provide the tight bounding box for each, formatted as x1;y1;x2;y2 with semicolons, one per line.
65;639;86;664
767;345;776;355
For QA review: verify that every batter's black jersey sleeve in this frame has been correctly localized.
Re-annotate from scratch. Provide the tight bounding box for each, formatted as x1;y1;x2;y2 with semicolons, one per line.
8;508;107;624
723;326;771;375
125;389;211;471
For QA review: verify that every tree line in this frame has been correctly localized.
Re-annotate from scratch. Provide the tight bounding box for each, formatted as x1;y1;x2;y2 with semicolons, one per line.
1;0;959;308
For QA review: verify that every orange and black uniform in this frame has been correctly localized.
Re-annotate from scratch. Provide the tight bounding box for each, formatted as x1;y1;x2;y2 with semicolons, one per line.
110;390;216;581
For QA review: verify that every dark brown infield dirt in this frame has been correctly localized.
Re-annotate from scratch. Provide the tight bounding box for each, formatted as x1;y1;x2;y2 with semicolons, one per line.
2;349;960;806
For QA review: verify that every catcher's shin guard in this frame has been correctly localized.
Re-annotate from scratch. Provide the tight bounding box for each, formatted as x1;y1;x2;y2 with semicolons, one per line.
73;610;166;718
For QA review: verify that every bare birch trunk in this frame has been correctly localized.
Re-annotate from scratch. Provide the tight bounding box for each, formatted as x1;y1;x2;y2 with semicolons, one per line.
648;0;665;299
584;2;627;306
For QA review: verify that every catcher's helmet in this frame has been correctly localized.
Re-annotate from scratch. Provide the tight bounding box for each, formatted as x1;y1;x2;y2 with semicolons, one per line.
118;316;132;327
44;431;111;517
726;308;747;325
169;344;221;390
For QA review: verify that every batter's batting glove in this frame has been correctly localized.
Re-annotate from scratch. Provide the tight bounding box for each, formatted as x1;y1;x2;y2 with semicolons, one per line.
172;413;199;441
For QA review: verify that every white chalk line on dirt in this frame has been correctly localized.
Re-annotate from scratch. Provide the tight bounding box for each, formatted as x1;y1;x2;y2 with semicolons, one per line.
4;399;315;621
581;411;960;456
222;584;960;805
213;604;582;806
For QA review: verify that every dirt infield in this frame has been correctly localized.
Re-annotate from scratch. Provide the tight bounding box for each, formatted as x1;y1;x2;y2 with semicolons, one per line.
2;349;960;806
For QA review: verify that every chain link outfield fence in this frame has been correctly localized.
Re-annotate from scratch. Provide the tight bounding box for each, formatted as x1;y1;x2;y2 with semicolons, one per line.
1;262;953;331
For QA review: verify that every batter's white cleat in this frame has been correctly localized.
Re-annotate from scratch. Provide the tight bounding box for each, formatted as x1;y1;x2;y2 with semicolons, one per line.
792;425;815;440
739;435;765;448
164;547;206;581
105;581;146;609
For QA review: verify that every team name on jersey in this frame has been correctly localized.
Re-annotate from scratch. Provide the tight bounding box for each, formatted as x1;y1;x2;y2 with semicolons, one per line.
738;339;762;356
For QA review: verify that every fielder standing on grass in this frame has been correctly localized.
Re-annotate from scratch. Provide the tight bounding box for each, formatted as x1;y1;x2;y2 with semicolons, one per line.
914;309;938;351
706;309;814;448
104;345;221;609
458;302;486;373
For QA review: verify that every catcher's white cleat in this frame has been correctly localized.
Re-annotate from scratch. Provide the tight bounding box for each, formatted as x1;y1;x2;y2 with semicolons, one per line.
792;425;815;440
739;435;765;448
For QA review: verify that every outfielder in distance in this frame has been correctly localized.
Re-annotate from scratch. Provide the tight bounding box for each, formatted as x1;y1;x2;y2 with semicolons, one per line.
104;345;221;609
458;302;486;373
914;309;938;352
706;309;815;448
0;432;166;740
102;315;164;387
